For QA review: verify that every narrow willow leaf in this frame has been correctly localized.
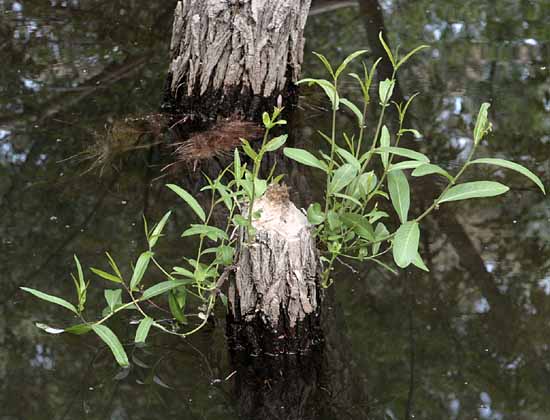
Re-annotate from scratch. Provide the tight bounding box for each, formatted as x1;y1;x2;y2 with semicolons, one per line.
392;222;420;268
90;268;122;284
234;149;242;181
130;251;153;291
378;79;395;104
388;160;425;172
92;325;129;367
167;184;206;222
240;138;257;160
104;289;122;312
149;211;172;248
141;280;193;301
74;255;84;289
283;147;328;172
262;112;271;128
216;245;234;266
329;164;358;194
388;170;410;223
335;49;368;79
172;266;194;278
298;78;339;110
340;98;364;126
439;181;509;203
375;146;429;163
412;252;430;272
265;134;287;152
181;224;228;242
396;45;429;69
469;158;545;194
307;203;325;225
36;323;65;334
169;291;187;324
106;252;123;281
373;223;389;255
135;317;154;344
336;147;361;171
473;103;491;145
399;128;422;138
411;163;453;181
65;323;93;335
380;126;390;168
333;193;362;207
378;32;396;67
312;52;335;78
20;287;78;314
341;213;375;241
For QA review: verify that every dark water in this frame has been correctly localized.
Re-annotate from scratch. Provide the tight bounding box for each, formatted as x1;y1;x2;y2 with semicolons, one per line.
2;1;550;419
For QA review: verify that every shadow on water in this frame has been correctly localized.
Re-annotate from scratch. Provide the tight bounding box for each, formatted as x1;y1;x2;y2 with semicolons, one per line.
1;0;550;419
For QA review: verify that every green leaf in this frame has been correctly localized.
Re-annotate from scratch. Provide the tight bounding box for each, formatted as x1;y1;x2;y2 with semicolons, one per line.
341;213;375;241
333;192;362;207
265;134;287;152
312;52;335;78
216;245;234;266
380;126;390;168
262;112;271;128
379;32;396;67
336;147;361;171
469;158;545;194
388;170;410;223
283;147;328;172
473;102;491;145
375;146;429;163
439;181;510;203
92;324;129;367
20;287;78;315
104;289;122;312
141;280;192;301
233;214;249;227
412;252;430;272
167;184;206;222
378;79;395;104
335;50;368;79
130;251;153;291
169;291;187;324
392;222;420;268
340;98;364;126
348;172;377;198
327;210;342;230
307;203;325;225
329;164;358;194
90;267;122;284
411;163;453;181
234;149;242;181
149;211;172;248
182;224;228;242
135;317;154;344
35;323;65;334
373;223;389;255
240;138;257;160
172;266;194;278
396;45;429;69
65;323;93;335
388;160;425;172
298;78;339;110
106;252;124;282
74;255;84;290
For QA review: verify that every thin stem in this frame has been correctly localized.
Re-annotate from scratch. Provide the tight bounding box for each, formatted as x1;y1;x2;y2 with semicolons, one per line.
324;79;339;217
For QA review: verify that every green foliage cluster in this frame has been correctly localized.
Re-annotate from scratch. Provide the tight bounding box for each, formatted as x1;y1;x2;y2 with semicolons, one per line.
21;34;545;366
284;33;545;285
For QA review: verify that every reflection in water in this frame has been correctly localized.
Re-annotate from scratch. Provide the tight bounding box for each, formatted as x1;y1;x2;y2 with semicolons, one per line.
1;0;550;419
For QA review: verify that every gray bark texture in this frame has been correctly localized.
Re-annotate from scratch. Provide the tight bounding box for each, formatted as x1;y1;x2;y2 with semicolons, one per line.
228;185;322;354
169;0;311;99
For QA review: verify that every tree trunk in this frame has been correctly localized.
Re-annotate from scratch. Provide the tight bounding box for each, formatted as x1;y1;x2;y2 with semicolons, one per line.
166;0;319;354
228;185;322;355
166;0;311;122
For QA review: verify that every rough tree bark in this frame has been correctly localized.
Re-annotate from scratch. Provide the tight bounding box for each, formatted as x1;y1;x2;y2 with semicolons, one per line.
166;0;319;355
228;185;322;355
166;0;311;122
